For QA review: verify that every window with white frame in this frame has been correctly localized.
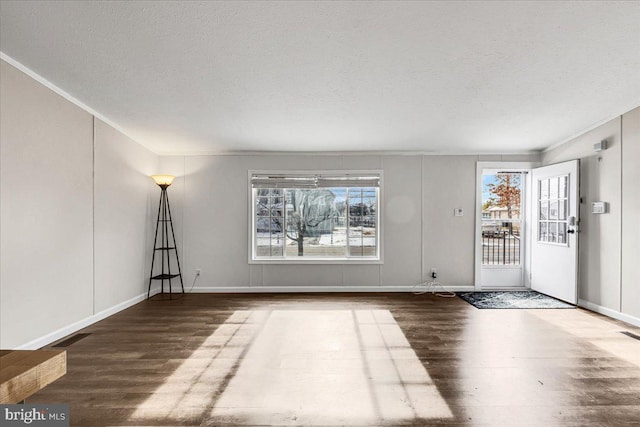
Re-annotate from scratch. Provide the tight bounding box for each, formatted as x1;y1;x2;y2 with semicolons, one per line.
250;171;381;262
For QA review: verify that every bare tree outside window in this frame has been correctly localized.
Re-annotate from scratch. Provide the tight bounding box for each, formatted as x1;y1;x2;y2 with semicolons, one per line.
286;189;338;256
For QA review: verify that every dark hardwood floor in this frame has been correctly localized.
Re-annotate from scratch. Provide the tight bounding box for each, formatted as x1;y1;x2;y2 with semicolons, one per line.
30;293;640;426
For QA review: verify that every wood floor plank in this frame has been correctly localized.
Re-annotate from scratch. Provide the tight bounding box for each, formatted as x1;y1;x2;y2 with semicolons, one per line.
25;293;640;426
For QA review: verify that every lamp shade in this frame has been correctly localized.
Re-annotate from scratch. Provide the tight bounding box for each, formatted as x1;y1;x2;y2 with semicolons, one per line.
151;175;175;186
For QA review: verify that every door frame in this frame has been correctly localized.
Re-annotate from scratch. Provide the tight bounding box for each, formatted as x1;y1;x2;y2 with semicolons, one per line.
474;161;540;291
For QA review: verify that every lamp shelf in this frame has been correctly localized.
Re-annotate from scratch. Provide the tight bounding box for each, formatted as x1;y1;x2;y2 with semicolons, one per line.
154;247;176;251
151;274;181;280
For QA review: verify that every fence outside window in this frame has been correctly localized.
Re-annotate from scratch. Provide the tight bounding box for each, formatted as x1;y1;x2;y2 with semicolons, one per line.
481;222;521;265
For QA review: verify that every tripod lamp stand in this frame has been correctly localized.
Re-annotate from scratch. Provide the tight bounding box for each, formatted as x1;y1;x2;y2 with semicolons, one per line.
147;175;184;299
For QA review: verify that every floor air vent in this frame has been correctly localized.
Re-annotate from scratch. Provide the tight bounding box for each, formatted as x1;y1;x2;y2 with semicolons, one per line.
53;333;91;347
620;331;640;341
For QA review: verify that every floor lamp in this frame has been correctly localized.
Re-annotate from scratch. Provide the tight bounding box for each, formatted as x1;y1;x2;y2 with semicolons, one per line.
148;175;184;299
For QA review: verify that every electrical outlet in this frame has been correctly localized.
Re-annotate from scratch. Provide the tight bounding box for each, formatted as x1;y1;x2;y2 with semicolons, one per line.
430;267;437;278
195;269;201;275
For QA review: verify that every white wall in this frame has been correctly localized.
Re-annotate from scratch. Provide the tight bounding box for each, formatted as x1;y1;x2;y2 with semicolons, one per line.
1;59;94;348
0;59;158;348
158;153;538;291
423;155;477;285
543;118;622;309
94;119;157;312
542;107;640;323
621;107;640;319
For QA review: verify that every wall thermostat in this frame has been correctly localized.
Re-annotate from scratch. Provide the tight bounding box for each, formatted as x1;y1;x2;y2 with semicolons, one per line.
454;208;463;217
591;201;608;214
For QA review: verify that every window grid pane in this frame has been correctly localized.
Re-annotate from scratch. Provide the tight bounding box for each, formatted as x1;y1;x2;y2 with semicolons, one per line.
347;188;377;257
538;175;569;245
255;190;285;257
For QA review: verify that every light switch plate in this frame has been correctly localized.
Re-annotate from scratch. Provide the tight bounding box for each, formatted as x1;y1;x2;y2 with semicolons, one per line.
591;201;607;214
454;208;463;217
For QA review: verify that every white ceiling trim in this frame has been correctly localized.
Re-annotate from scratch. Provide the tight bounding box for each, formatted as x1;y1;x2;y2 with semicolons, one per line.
155;150;542;157
0;51;145;151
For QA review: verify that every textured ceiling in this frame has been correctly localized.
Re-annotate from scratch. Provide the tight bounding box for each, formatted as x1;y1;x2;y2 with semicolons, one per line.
1;1;639;155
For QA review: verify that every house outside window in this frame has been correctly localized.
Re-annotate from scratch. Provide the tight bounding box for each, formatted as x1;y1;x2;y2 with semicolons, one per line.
250;171;382;263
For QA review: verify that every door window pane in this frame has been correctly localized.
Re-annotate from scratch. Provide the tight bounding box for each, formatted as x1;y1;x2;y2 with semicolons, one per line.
537;174;569;246
549;177;559;199
540;201;548;220
481;172;523;265
549;201;558;220
539;222;548;241
557;223;567;244
558;200;567;220
549;222;557;243
559;176;568;198
540;179;549;199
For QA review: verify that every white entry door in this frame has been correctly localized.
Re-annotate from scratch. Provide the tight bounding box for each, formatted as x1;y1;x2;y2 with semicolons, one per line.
530;160;579;304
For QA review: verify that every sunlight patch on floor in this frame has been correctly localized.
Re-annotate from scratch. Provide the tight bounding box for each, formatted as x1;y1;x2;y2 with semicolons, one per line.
127;309;450;425
129;310;268;421
528;309;640;368
209;309;451;425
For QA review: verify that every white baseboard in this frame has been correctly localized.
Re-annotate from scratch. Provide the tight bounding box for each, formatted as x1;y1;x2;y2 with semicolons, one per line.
13;285;473;349
578;299;640;328
15;291;148;350
186;285;475;293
